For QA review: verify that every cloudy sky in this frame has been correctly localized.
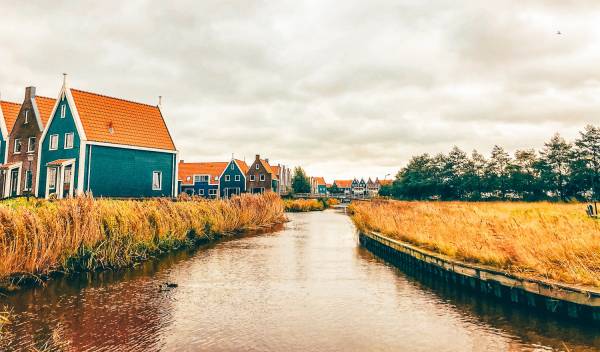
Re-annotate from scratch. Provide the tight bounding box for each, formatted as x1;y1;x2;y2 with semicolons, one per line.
1;1;598;181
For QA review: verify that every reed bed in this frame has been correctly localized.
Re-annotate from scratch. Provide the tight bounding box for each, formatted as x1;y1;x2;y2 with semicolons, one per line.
0;193;285;286
284;199;325;212
350;200;600;288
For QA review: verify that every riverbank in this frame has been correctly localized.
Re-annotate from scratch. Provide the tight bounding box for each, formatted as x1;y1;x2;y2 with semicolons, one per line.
284;198;340;212
349;200;600;288
0;193;286;291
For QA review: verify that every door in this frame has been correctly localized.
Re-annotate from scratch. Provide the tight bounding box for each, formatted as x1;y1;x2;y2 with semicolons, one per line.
62;165;72;198
9;169;19;197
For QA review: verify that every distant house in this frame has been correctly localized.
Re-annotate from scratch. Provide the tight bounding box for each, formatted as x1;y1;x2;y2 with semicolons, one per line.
246;154;275;194
38;78;178;199
310;177;327;195
272;164;291;195
1;87;55;198
351;178;367;196
219;158;249;198
178;161;227;198
333;180;352;194
367;178;379;196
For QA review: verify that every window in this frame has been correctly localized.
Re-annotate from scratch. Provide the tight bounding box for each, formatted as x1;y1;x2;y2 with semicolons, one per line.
260;174;265;181
24;111;29;124
60;105;66;118
250;175;255;181
231;164;235;170
27;137;36;153
198;189;204;195
214;176;219;181
13;139;21;154
152;171;162;190
186;176;191;182
194;175;209;183
256;164;259;169
48;168;57;189
225;175;230;181
49;134;59;150
64;133;74;149
235;175;240;181
24;170;32;191
208;189;217;195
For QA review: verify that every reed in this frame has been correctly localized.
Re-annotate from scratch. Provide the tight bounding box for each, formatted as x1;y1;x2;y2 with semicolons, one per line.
350;200;600;288
0;193;285;287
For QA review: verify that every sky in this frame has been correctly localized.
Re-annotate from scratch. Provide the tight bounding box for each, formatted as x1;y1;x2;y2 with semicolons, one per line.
0;1;599;181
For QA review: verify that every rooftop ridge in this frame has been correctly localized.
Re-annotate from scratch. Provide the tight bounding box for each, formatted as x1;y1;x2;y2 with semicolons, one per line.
70;88;158;109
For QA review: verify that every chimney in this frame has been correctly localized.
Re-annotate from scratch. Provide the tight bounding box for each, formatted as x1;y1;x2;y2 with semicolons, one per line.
179;159;184;163
265;158;269;164
255;154;260;160
158;95;162;107
62;73;68;86
25;86;36;100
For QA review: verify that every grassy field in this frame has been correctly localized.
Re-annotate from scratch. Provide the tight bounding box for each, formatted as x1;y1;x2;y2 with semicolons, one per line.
350;200;600;288
284;198;340;212
0;193;285;287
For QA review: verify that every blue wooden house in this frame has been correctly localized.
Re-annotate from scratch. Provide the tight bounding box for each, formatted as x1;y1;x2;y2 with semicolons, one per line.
219;158;249;198
178;161;227;198
37;78;178;198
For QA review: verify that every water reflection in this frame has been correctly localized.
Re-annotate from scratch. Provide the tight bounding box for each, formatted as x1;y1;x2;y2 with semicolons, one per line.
1;210;598;351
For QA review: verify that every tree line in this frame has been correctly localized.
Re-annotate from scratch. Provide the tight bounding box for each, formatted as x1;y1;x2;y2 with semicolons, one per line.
380;125;600;202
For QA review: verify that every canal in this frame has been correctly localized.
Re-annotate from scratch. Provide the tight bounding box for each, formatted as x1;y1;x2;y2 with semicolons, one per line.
1;209;599;351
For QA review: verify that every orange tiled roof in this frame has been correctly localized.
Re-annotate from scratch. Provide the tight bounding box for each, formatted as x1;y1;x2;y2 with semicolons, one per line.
314;177;326;186
379;179;393;186
234;159;249;174
0;100;21;134
46;159;75;166
259;159;273;175
178;162;228;185
334;180;352;188
35;96;56;127
271;165;280;180
70;89;176;151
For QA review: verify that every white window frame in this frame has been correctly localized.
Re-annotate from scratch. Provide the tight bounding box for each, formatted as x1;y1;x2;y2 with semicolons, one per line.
225;175;230;181
152;171;162;190
256;164;259;169
64;133;74;149
13;138;21;154
48;167;57;189
231;164;235;170
49;134;59;150
24;110;29;124
60;105;66;118
198;189;204;195
24;170;32;191
250;175;255;181
260;174;265;181
27;137;36;153
194;175;209;183
208;189;217;196
235;175;240;181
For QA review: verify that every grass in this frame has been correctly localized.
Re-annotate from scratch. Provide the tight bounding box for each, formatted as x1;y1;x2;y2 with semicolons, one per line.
0;193;285;288
284;198;340;212
349;200;600;288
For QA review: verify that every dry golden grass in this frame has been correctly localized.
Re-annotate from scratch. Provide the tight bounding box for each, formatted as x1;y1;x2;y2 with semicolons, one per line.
350;200;600;288
0;193;285;283
284;199;325;212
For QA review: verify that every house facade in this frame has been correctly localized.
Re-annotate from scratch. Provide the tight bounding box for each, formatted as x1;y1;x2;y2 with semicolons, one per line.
1;87;55;198
37;79;178;199
0;99;21;196
178;161;227;198
333;180;352;194
219;159;248;198
310;177;327;195
351;178;367;196
246;154;274;194
273;164;291;195
367;178;380;196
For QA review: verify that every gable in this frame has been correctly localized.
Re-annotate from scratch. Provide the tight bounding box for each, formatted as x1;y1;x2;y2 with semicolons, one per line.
70;89;176;151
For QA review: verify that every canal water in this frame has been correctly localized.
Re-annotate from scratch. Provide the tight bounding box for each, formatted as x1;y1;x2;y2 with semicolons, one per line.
1;209;599;351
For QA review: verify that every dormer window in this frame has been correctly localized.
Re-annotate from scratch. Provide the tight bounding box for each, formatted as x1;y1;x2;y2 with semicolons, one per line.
60;105;66;118
24;110;29;124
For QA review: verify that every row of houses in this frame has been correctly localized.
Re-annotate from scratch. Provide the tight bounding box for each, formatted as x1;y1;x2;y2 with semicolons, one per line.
178;155;292;198
0;77;178;199
308;176;391;197
0;76;291;200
